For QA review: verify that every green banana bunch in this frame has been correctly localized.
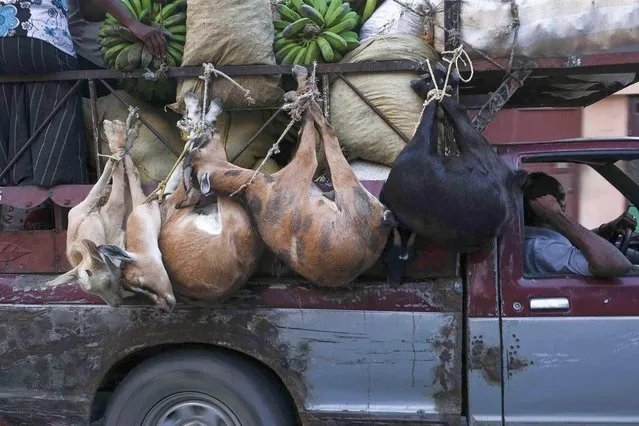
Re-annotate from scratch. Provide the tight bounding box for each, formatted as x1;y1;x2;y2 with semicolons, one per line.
273;0;366;65
98;0;187;103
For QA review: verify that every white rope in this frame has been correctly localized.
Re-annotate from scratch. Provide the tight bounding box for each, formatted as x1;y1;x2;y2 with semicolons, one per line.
411;45;473;139
200;62;255;105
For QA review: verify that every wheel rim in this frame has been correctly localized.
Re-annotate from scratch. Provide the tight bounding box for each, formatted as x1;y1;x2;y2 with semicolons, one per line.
143;391;242;426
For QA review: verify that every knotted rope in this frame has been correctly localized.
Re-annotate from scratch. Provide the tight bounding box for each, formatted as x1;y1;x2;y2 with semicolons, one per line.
98;106;140;162
229;62;321;198
200;63;255;105
144;63;252;204
411;45;473;138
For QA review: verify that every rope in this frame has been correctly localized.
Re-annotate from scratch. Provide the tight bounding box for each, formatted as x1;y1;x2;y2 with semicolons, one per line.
97;106;140;163
229;62;320;198
199;63;255;105
144;62;254;203
410;45;473;139
390;0;522;81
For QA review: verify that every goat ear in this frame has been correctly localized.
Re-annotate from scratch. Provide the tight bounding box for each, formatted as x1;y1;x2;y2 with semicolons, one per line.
81;239;104;264
184;92;202;124
46;268;79;287
204;98;223;125
98;245;135;262
103;255;121;277
182;163;193;193
511;170;530;190
198;171;211;195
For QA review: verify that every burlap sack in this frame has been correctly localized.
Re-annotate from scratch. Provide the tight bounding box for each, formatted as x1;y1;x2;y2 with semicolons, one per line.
82;91;184;184
329;34;440;166
82;93;281;185
433;0;639;58
173;0;284;111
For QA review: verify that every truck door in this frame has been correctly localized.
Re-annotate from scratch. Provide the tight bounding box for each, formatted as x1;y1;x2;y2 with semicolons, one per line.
498;147;639;425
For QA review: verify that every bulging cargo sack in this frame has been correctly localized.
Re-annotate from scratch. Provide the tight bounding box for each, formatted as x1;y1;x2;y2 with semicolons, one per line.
82;91;184;185
349;160;392;181
216;110;284;172
174;0;284;110
329;34;440;166
359;0;434;43
433;0;639;58
82;92;281;184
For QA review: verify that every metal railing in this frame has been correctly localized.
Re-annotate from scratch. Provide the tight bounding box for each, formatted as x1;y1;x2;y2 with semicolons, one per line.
0;60;436;183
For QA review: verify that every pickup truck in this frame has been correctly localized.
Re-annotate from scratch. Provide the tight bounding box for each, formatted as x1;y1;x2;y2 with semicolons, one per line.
2;136;639;426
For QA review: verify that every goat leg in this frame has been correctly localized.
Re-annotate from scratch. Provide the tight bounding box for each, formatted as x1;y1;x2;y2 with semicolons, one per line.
439;96;491;153
411;102;439;156
123;154;146;206
103;158;126;219
277;108;318;187
309;101;358;192
82;160;115;208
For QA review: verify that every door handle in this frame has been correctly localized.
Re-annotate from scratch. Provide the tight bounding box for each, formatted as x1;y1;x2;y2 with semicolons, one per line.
529;297;570;311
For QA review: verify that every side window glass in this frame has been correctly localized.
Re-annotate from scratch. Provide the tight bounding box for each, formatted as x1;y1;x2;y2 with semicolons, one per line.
521;161;631;278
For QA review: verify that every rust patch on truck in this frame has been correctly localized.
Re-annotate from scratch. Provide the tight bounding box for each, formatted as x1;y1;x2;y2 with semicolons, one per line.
432;314;462;415
469;335;501;385
506;335;532;378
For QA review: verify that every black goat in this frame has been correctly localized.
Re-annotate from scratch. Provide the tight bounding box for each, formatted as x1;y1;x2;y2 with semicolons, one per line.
380;63;528;284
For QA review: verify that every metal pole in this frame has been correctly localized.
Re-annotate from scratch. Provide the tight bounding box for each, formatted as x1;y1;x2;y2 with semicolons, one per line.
336;73;411;144
0;80;82;182
229;107;284;163
88;79;102;175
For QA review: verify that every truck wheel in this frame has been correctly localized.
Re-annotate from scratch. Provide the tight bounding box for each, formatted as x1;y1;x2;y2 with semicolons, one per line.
102;349;296;426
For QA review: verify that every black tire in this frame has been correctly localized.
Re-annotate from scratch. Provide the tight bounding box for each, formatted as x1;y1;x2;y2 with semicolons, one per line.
103;349;296;426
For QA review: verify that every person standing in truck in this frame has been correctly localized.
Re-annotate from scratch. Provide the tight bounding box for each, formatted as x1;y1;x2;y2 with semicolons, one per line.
68;0;166;80
0;0;165;187
523;171;637;277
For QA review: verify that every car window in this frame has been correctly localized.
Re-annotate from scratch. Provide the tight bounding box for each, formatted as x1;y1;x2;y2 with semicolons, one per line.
521;161;635;277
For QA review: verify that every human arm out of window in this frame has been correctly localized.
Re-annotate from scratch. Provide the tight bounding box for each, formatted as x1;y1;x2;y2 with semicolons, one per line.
529;195;633;277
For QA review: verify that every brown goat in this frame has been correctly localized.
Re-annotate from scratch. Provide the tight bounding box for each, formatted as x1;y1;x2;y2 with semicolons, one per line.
185;67;395;286
48;111;141;307
99;93;263;310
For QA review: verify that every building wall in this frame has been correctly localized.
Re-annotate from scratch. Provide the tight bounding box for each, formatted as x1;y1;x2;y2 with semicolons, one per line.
579;90;634;228
473;82;639;229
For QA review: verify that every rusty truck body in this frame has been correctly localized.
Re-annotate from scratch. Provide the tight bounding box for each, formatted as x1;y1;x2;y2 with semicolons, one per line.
3;138;639;425
2;41;639;425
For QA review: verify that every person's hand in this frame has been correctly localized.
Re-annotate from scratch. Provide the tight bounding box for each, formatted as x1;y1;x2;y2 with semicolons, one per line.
599;212;637;240
128;21;166;57
529;195;564;222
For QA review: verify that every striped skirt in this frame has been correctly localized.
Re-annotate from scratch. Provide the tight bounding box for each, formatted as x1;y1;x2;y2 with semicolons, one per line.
0;37;88;187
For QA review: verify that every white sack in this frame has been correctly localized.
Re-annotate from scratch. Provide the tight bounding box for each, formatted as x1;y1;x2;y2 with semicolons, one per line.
432;0;639;58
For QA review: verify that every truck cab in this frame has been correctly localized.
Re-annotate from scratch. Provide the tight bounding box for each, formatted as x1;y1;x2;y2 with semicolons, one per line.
2;137;639;426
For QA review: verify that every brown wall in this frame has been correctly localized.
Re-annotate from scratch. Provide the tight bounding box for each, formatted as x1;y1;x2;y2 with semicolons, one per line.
472;107;583;144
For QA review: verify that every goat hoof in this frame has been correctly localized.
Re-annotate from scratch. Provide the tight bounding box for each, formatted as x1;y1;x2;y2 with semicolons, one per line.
382;210;397;228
